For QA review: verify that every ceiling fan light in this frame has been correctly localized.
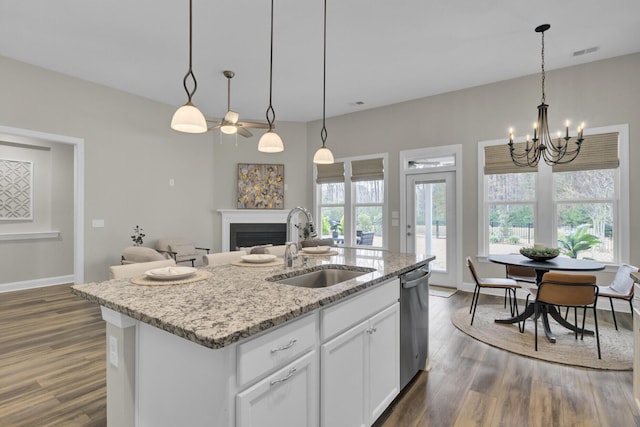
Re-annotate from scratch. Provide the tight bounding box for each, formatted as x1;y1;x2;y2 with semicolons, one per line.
220;124;238;134
224;110;240;124
258;130;284;153
171;102;208;133
313;146;334;164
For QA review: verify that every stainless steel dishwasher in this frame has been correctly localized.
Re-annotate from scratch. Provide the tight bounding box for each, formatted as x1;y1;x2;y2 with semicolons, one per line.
399;265;431;390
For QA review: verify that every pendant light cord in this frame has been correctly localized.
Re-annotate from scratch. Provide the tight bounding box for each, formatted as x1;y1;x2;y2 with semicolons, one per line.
182;0;198;103
320;0;328;147
265;0;276;130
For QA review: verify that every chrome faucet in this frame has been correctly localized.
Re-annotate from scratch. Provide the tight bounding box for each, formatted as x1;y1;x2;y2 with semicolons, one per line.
284;242;298;268
286;206;318;244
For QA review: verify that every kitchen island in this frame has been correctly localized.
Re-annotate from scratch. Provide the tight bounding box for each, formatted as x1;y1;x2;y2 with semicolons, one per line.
73;248;434;427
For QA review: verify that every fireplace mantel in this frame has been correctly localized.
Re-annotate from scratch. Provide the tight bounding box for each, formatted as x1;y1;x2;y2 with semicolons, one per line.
218;209;289;251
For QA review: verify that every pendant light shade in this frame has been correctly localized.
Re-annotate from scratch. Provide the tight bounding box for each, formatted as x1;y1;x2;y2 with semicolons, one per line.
313;0;334;164
258;0;284;153
171;0;207;134
171;102;207;133
313;146;334;164
258;130;284;153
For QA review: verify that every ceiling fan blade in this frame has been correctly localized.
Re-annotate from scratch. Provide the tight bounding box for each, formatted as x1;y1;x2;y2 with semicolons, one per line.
239;120;270;129
237;127;253;138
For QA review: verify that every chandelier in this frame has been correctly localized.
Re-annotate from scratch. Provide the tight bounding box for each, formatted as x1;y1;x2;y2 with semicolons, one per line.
508;24;585;167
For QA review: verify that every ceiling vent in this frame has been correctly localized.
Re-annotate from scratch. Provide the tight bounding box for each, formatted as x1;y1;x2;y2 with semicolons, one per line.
573;46;599;57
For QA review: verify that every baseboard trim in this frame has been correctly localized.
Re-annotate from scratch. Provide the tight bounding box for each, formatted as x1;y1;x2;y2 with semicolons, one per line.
0;275;75;293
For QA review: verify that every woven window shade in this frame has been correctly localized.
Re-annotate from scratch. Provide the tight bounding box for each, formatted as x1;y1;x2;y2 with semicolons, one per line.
351;158;384;182
484;143;538;174
552;132;619;172
316;162;345;184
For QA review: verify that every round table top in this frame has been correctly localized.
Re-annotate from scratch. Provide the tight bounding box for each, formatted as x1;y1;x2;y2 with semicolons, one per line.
487;254;605;272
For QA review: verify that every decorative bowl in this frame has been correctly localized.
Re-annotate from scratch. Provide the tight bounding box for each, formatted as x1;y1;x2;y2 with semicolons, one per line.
519;247;560;262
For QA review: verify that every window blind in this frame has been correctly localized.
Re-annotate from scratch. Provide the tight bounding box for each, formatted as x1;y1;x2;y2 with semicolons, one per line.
351;158;384;182
316;162;345;184
552;132;619;172
484;143;538;174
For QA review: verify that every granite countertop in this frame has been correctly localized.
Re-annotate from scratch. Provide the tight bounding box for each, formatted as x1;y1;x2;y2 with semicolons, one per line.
72;248;434;350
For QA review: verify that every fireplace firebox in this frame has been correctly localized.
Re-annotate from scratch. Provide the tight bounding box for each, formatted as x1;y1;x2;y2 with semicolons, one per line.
230;223;287;250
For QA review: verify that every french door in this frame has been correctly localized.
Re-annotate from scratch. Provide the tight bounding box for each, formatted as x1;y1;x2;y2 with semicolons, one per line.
405;171;457;287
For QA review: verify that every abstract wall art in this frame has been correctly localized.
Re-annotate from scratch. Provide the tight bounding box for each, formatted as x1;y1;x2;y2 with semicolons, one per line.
237;163;284;209
0;159;33;220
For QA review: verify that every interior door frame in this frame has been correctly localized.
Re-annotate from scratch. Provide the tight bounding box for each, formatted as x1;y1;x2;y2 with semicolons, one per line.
400;145;462;288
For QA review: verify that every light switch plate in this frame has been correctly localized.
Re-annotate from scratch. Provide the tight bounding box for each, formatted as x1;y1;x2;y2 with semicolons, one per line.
92;219;105;228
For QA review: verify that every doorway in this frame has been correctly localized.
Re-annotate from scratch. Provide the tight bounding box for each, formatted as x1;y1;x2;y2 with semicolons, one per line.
400;145;461;288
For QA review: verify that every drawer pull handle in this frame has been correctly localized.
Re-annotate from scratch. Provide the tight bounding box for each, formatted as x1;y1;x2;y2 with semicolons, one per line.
270;368;297;386
271;339;297;353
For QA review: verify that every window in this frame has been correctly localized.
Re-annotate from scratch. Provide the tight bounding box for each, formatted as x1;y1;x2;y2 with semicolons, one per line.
315;155;387;248
479;126;629;264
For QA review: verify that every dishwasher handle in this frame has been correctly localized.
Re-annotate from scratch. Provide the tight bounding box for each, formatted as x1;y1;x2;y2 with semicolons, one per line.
402;270;431;289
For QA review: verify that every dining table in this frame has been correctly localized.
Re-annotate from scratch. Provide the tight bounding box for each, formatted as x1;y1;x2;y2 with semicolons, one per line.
487;253;605;343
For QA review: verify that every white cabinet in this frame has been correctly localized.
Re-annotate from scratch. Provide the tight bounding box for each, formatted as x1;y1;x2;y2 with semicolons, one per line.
320;279;400;427
237;350;318;427
368;304;400;422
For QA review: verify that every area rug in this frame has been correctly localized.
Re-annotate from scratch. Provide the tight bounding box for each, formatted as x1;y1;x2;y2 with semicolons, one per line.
451;304;633;370
429;286;457;298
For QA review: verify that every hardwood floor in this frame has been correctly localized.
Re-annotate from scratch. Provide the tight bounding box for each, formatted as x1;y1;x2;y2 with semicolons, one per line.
376;291;640;427
1;285;639;426
0;284;106;426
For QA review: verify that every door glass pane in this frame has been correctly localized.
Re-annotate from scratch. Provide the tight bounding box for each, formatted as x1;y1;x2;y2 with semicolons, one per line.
355;206;383;247
415;182;446;271
488;204;535;254
408;156;455;169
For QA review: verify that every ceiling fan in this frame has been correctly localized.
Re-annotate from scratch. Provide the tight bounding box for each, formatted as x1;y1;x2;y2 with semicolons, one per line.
207;70;269;138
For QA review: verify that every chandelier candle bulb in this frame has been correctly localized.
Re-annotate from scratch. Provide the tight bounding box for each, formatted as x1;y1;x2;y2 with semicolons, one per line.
565;121;570;139
533;123;537;140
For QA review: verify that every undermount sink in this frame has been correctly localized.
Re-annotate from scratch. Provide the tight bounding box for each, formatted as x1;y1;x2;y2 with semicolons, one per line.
268;266;375;289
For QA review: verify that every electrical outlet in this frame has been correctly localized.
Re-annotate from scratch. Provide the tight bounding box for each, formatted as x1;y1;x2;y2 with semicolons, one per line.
109;335;119;367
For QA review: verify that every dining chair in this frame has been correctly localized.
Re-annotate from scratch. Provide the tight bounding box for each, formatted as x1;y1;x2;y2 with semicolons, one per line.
525;272;600;359
109;259;176;279
203;250;247;267
597;263;639;330
505;264;537;284
466;256;521;326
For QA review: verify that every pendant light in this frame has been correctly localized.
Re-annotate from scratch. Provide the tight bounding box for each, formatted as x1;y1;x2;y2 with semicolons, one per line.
313;0;334;164
171;0;207;134
258;0;285;153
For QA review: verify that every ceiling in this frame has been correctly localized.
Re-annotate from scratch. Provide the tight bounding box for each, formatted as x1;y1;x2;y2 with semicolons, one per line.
1;1;639;123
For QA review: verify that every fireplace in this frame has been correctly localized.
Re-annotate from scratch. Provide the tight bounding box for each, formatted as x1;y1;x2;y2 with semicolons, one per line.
218;209;290;251
230;223;287;250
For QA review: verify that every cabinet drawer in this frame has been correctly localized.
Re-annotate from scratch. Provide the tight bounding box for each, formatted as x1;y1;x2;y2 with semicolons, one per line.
321;278;399;341
237;313;317;387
